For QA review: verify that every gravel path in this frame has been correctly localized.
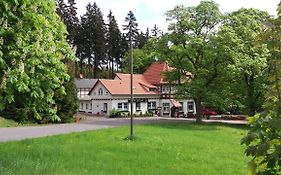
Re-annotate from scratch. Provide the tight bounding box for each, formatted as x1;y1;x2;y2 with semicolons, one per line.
0;117;247;142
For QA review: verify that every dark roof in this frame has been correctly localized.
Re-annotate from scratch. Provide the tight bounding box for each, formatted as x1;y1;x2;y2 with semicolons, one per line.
75;78;97;89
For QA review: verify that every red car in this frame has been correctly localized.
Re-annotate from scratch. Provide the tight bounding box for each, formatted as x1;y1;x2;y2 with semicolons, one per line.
202;108;217;115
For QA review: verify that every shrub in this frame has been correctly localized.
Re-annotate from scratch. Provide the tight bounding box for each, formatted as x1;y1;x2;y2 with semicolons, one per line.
109;108;121;118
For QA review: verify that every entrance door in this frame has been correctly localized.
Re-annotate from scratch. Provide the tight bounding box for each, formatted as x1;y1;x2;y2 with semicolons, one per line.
103;103;108;114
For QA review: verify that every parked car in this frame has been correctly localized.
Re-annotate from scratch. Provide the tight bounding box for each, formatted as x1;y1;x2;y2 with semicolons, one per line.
202;108;217;115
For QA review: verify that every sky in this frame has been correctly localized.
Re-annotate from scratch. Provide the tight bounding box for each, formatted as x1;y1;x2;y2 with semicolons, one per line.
76;0;280;32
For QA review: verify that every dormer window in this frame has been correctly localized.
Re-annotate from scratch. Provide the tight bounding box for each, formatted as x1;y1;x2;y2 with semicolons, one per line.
98;88;103;95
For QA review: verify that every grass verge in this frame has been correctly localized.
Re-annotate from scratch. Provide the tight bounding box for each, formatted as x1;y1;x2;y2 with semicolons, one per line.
0;117;19;127
0;122;249;175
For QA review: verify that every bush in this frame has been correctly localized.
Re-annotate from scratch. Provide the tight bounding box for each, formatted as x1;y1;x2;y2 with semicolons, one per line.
109;108;121;118
145;111;153;117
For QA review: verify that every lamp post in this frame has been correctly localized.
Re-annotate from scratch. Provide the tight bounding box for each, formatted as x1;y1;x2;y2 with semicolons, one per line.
130;36;134;140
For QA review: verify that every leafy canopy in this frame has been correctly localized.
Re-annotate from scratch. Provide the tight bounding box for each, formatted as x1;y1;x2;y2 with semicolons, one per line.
0;0;75;121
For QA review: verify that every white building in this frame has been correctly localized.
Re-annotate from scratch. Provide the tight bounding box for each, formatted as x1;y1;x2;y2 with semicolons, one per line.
76;61;196;117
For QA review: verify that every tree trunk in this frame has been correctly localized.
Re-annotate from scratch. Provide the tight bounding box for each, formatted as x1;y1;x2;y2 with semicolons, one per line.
195;96;203;123
245;73;256;116
93;61;98;79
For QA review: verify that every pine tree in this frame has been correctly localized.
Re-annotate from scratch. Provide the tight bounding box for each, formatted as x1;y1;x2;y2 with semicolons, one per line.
151;24;161;37
65;0;79;45
123;11;139;48
136;31;148;49
145;27;150;39
106;10;122;77
119;33;129;71
54;0;79;122
56;0;78;45
79;2;106;78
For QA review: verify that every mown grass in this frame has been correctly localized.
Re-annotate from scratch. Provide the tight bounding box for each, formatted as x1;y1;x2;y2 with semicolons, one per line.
0;117;19;127
0;122;249;175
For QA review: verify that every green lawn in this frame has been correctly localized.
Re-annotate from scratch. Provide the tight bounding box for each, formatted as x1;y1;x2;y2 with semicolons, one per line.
0;117;19;127
0;122;249;175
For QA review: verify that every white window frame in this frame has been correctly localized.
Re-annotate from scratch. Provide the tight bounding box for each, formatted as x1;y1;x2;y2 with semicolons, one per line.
98;88;103;95
117;103;128;111
136;102;141;111
163;103;170;114
148;101;156;110
188;102;194;112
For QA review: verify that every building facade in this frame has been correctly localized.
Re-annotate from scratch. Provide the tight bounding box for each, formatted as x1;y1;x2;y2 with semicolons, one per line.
76;62;196;117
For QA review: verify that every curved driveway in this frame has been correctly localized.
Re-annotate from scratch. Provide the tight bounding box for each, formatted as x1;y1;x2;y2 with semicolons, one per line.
0;117;246;142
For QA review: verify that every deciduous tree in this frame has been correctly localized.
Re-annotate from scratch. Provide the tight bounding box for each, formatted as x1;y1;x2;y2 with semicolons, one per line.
0;0;75;122
242;4;281;174
164;1;222;123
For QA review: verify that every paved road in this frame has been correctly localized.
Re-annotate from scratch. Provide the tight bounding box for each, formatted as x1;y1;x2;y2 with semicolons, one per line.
0;117;247;142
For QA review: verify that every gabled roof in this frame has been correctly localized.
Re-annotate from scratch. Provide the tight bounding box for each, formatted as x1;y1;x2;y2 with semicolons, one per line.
89;74;159;95
143;61;173;85
75;78;98;89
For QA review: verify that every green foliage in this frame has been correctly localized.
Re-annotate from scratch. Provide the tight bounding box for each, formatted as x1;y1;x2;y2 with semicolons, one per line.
77;2;106;78
163;0;223;122
242;112;281;174
0;117;18;127
123;10;139;46
242;4;281;174
122;48;155;74
55;62;78;123
0;0;75;122
109;108;121;118
220;8;269;116
106;10;122;77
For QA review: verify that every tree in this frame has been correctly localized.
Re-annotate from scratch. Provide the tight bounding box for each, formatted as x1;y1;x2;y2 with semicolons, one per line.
136;31;148;49
118;33;129;71
55;60;78;123
106;10;122;78
122;48;155;74
123;10;139;48
164;1;223;123
55;0;79;122
0;0;75;122
79;2;106;78
242;4;281;174
56;0;79;45
221;9;269;116
151;24;161;37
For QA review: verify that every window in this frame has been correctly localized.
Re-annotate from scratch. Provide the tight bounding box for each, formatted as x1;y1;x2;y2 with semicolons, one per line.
123;103;128;111
179;102;184;111
188;102;194;111
106;91;108;95
98;88;103;95
136;102;141;111
78;88;90;97
163;103;170;114
117;103;128;111
148;101;156;110
80;103;84;109
118;103;123;110
86;103;88;109
103;103;108;113
90;103;92;110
